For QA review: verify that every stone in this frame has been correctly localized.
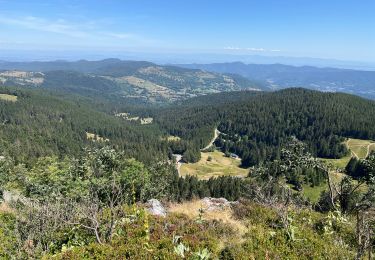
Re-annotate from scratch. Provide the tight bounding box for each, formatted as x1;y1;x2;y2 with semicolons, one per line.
145;199;167;217
201;197;238;211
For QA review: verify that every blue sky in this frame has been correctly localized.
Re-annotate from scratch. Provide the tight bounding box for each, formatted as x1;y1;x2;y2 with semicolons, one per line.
0;0;374;62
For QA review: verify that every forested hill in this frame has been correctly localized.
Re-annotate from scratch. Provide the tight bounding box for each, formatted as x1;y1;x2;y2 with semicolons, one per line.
0;59;266;102
152;88;375;166
0;87;169;164
178;62;375;99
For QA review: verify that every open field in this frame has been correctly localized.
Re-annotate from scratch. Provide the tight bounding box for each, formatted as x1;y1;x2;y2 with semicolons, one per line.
165;135;181;141
115;112;153;124
86;132;109;142
302;183;327;203
320;138;375;169
121;76;174;98
300;171;347;203
320;155;352;169
180;150;248;180
347;138;375;158
0;94;17;102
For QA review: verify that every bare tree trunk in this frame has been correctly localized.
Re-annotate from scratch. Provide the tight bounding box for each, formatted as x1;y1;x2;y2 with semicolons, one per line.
94;224;103;245
356;212;362;260
325;170;337;211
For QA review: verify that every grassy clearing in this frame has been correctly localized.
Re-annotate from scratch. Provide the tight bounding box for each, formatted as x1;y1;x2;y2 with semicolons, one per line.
0;94;17;102
302;182;327;203
301;171;347;203
115;112;153;124
320;155;351;169
347;138;375;158
320;138;375;169
123;76;167;91
164;135;181;141
140;117;153;124
86;132;109;142
180;150;248;180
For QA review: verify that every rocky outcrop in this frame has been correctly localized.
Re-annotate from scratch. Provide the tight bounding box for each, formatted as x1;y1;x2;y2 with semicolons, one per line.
201;197;238;211
145;199;167;217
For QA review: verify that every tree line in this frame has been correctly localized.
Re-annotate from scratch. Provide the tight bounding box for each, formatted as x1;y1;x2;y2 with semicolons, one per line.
152;88;375;166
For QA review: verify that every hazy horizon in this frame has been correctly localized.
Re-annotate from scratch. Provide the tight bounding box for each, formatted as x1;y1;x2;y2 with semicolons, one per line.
1;0;374;66
1;50;375;71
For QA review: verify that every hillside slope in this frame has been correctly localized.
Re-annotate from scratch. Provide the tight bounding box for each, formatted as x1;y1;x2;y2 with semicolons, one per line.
0;87;167;164
179;62;375;99
152;88;375;166
0;60;266;102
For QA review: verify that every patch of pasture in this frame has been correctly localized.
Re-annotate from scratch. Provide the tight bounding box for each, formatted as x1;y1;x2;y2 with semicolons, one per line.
180;150;248;180
0;94;17;102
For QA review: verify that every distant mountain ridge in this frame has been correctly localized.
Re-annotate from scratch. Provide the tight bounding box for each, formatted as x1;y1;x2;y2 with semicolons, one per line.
178;62;375;99
0;59;265;102
0;59;153;73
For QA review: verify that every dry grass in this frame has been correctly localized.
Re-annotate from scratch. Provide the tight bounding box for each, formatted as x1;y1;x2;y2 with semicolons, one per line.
0;94;17;102
180;150;248;180
0;71;44;85
0;203;14;214
115;112;153;124
168;199;247;237
86;132;109;142
123;76;168;92
165;135;181;141
0;71;30;77
140;117;153;125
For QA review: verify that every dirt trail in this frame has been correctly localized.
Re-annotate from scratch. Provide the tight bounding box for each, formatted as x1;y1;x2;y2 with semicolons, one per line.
365;143;375;158
173;154;183;175
346;139;359;159
346;138;374;159
173;128;220;176
201;128;220;151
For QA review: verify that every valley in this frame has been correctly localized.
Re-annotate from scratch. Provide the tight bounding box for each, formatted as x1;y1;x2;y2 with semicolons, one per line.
0;65;374;259
1;1;374;258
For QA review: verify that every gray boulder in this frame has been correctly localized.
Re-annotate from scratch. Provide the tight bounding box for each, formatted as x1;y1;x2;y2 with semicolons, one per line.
202;197;238;211
145;199;167;217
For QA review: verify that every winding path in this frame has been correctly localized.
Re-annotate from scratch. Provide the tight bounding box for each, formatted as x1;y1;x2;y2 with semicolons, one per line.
345;139;358;159
173;154;183;175
174;128;222;176
346;138;374;159
201;128;220;151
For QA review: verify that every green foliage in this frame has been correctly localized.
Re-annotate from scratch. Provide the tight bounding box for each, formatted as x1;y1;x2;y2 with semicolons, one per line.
170;175;243;202
183;147;201;163
10;147;152;204
0;86;168;165
154;89;375;166
229;202;356;259
251;137;327;193
347;151;375;181
0;82;374;258
0;212;18;258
